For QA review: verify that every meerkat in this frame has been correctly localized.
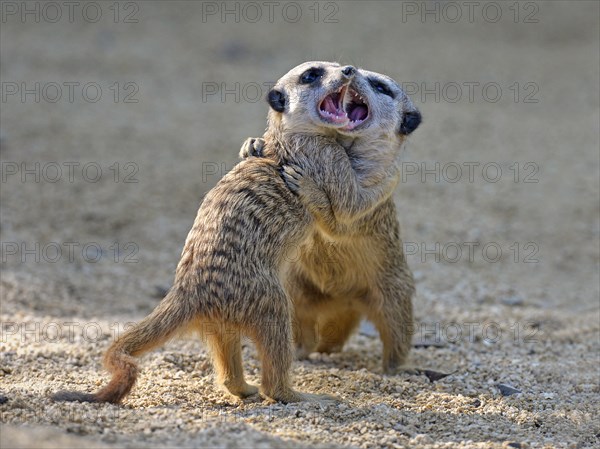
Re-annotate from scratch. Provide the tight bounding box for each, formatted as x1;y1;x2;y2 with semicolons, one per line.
240;66;421;372
52;61;419;405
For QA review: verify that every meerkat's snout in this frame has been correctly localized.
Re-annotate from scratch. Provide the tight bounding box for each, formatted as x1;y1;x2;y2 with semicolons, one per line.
341;66;356;78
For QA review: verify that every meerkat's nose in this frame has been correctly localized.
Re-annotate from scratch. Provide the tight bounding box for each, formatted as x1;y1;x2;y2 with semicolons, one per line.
341;66;356;79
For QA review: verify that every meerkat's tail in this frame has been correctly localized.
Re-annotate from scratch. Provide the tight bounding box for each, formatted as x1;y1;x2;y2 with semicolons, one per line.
52;288;196;404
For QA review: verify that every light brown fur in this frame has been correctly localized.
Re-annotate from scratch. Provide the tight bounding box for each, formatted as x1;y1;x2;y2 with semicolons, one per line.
242;65;421;372
52;61;419;405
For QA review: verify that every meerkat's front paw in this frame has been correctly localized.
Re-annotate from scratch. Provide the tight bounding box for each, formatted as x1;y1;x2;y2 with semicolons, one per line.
239;137;266;159
281;163;304;194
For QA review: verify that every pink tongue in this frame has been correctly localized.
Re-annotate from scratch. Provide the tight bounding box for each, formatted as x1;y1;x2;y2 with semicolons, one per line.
323;96;339;114
349;105;368;121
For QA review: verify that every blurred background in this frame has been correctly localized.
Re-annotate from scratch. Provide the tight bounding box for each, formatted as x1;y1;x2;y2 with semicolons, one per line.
1;1;599;448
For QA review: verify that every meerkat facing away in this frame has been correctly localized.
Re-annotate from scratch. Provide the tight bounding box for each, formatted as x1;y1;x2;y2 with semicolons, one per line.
240;66;421;373
52;61;419;405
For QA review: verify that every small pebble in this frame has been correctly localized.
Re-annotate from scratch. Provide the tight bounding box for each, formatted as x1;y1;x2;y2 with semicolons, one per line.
497;383;522;396
412;434;434;444
422;369;454;383
500;294;524;306
503;442;522;449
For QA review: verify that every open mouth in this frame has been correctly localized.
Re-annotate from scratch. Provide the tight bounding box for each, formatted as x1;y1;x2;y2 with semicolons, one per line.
318;85;369;130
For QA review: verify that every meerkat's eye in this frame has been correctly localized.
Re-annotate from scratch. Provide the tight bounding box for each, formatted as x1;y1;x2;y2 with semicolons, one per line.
368;78;395;98
300;68;324;84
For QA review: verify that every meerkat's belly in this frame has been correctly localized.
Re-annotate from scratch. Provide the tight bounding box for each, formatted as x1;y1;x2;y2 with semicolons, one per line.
293;199;399;303
298;230;382;299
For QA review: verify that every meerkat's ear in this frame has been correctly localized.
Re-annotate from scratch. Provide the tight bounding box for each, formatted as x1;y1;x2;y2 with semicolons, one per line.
399;109;421;135
267;89;287;113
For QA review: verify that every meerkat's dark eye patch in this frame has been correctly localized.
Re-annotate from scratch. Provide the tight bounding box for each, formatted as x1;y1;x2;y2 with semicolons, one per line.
368;78;395;98
299;68;324;84
266;89;286;113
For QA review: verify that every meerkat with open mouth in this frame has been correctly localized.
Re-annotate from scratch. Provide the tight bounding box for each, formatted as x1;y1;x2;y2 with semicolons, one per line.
52;61;420;406
241;63;421;373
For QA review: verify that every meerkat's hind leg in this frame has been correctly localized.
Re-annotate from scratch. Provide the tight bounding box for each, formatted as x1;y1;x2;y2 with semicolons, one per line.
293;308;318;360
204;323;258;399
367;283;414;374
249;293;337;404
315;308;361;354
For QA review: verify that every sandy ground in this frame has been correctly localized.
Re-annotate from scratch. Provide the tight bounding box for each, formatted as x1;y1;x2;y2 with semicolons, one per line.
1;1;599;448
